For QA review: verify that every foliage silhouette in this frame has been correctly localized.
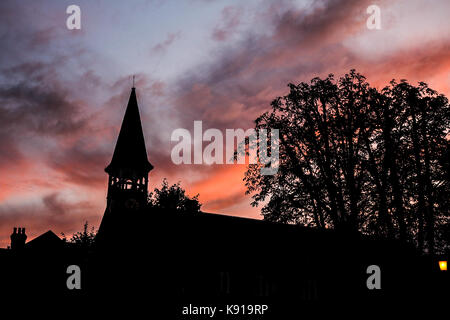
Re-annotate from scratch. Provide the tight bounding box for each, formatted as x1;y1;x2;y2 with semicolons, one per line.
147;178;202;214
61;221;97;249
243;70;450;254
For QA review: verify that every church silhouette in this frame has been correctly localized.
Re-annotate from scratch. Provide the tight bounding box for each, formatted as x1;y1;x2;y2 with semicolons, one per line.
0;87;447;312
97;86;153;244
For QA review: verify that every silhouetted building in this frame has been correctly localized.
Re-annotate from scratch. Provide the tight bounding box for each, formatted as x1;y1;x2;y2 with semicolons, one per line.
25;230;63;251
8;228;62;251
97;86;153;243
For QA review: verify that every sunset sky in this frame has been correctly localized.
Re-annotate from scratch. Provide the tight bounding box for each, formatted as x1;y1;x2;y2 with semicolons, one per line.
1;0;449;247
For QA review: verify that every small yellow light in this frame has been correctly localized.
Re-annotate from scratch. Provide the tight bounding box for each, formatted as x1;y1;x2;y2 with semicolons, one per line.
439;261;447;271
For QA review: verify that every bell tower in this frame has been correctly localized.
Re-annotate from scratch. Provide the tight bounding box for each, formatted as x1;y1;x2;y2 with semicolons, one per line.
97;86;153;239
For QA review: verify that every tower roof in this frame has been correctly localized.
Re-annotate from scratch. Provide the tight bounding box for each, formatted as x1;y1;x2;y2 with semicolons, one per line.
105;88;153;176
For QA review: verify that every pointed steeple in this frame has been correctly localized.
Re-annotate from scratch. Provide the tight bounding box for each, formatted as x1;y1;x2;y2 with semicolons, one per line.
105;88;153;175
98;86;153;242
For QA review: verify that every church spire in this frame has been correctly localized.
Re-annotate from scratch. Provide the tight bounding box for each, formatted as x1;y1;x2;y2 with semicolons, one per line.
98;86;153;244
105;87;153;176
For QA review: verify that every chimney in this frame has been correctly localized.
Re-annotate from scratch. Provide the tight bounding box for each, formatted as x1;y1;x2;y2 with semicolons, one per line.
10;227;27;250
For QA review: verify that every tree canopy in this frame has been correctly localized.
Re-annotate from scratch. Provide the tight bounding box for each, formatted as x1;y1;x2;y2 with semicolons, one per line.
62;221;97;249
147;179;202;214
244;70;449;254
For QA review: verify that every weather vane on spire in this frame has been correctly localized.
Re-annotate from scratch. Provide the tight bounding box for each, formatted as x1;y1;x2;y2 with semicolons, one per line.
132;75;135;88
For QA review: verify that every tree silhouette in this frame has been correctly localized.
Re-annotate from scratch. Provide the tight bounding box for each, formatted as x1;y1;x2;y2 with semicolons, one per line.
243;70;449;253
62;221;97;249
148;179;202;214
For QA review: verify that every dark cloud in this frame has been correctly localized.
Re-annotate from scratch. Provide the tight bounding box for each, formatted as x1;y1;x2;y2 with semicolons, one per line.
172;0;432;136
42;192;69;216
0;60;96;186
0;82;88;136
48;143;110;188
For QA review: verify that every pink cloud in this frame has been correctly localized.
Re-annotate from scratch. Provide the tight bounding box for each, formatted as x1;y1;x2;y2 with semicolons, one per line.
212;6;242;41
151;32;181;53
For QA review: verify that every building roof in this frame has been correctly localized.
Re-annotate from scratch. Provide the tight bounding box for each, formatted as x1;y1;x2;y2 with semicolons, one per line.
105;87;153;176
25;230;63;250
